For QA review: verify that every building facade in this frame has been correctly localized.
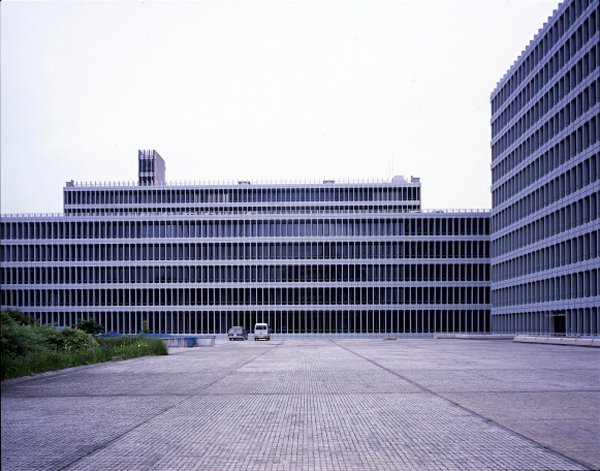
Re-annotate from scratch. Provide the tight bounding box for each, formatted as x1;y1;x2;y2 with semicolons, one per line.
4;0;596;338
1;161;491;336
490;0;599;336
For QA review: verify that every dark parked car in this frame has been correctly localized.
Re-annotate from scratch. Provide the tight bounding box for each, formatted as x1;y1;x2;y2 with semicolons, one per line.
228;326;248;341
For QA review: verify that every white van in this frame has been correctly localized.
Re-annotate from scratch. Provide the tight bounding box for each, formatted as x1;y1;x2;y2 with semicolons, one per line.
254;323;271;341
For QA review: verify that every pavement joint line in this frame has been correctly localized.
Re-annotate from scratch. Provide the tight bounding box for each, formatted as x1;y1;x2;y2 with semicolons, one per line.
330;339;595;471
55;341;282;471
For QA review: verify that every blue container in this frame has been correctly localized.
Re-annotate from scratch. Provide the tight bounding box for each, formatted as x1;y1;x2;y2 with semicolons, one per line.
185;336;196;348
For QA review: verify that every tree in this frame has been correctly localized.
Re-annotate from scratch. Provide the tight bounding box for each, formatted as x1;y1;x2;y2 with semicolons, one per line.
45;328;99;351
3;308;37;326
1;310;48;357
75;318;105;335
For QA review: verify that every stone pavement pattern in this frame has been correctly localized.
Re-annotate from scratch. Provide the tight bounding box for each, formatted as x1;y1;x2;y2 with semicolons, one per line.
2;339;599;470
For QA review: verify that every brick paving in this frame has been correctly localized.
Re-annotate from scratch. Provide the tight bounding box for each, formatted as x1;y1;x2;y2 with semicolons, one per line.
2;339;598;470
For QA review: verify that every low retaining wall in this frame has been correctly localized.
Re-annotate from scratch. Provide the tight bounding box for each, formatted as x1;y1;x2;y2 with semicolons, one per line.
160;335;215;347
196;338;215;347
434;334;515;340
164;337;189;347
513;336;599;347
99;333;216;347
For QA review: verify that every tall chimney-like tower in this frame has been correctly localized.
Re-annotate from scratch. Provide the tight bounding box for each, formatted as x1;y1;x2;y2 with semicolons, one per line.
138;150;166;186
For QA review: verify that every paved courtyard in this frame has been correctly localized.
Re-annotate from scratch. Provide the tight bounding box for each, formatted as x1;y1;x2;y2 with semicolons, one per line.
2;339;599;470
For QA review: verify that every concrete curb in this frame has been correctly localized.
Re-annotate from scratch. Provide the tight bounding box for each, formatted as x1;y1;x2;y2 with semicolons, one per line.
434;334;515;340
513;336;600;347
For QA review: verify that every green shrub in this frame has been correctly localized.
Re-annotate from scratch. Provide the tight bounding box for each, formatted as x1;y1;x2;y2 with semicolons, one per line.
1;310;168;380
1;311;50;357
75;318;105;335
2;332;168;380
3;308;37;326
45;328;99;352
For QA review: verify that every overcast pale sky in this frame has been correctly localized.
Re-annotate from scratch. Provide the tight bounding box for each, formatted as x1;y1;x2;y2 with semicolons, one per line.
1;0;560;214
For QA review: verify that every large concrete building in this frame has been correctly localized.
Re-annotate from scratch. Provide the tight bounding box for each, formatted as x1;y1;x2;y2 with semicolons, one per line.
1;150;491;336
1;0;597;338
490;0;599;336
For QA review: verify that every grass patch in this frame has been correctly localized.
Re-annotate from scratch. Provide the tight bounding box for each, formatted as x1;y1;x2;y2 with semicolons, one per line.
1;309;168;380
1;336;168;380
